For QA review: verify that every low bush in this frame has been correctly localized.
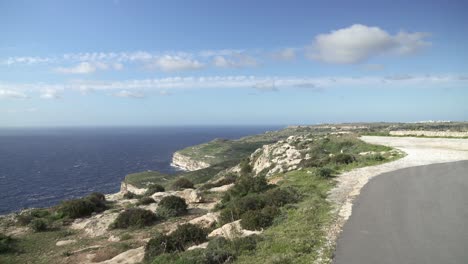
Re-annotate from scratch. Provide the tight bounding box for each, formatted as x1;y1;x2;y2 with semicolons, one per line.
145;184;165;196
332;153;356;164
366;153;385;161
29;218;48;232
263;187;300;207
137;197;156;206
171;178;194;190
240;206;279;231
123;191;138;199
144;233;183;260
0;233;14;253
156;196;188;218
239;158;253;176
317;167;335;178
207;236;260;257
171;223;208;246
219;193;266;224
111;208;158;229
222;174;270;203
57;193;107;219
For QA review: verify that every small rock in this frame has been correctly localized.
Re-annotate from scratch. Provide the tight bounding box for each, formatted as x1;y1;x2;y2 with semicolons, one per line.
187;242;209;251
108;235;120;242
56;239;77;246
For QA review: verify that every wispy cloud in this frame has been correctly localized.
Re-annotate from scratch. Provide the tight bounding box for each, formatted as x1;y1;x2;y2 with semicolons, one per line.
306;24;430;64
0;89;28;99
1;73;464;100
55;61;123;74
40;88;62;99
145;55;204;72
113;90;145;98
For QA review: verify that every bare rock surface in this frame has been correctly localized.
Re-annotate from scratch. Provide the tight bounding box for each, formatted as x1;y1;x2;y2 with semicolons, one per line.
56;239;77;246
71;211;119;237
189;212;219;228
208;220;262;239
94;246;145;264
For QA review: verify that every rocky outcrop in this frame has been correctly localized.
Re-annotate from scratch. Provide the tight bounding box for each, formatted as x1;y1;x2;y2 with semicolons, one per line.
171;152;211;171
189;212;219;228
151;189;204;204
208;220;262;239
96;246;145;264
250;135;312;177
71;211;119;237
389;130;468;138
119;181;146;195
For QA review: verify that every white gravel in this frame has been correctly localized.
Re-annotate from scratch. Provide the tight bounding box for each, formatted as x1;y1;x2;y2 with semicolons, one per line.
320;136;468;263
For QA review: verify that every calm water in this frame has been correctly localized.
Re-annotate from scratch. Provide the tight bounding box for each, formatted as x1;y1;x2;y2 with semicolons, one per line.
0;126;281;214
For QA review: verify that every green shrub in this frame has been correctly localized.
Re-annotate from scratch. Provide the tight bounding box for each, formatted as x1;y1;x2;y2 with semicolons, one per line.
16;212;34;226
332;153;356;164
263;187;300;207
219;194;266;224
123;192;138;199
111;208;158;229
222;174;270;203
29;218;48;232
0;233;14;254
145;184;165;196
30;208;50;218
144;233;183;260
137;197;156;206
171;178;194;190
171;223;208;246
156;196;188;218
317;167;335;178
366;154;385;161
57;193;107;219
240;206;279;231
207;236;260;257
240;158;252;176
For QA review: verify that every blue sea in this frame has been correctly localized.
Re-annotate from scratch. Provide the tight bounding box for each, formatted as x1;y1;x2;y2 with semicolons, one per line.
0;126;282;215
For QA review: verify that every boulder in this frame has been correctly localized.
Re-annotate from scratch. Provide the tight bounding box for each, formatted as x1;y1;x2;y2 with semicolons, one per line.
208;220;261;239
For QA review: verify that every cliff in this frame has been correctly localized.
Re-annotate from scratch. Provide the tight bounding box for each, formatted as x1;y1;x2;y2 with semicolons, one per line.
171;152;211;171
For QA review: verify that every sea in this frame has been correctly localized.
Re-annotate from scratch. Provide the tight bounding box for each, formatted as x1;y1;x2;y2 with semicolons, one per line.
0;126;282;215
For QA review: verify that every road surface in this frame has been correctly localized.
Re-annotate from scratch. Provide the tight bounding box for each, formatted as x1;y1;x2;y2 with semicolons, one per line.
333;161;468;264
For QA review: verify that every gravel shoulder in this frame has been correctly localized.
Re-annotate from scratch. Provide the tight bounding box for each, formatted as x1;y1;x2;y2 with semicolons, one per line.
322;136;468;262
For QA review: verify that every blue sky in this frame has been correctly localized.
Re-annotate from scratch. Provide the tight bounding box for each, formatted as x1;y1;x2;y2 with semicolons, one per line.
0;0;467;126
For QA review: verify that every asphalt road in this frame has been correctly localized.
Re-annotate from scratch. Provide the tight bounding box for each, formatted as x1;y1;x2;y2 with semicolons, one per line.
333;161;468;264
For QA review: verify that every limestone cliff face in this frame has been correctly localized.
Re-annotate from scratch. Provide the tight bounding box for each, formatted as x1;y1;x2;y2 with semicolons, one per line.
120;181;147;195
171;152;211;171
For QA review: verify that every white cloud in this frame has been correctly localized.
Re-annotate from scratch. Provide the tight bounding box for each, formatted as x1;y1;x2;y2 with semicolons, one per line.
55;62;97;74
271;48;296;61
307;24;430;64
1;74;464;100
55;61;123;74
212;53;258;68
4;56;52;65
113;90;145;98
146;56;204;72
0;89;28;99
40;88;61;99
